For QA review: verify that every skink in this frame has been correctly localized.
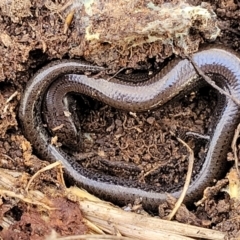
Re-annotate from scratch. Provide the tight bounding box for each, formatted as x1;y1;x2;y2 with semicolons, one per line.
19;46;240;209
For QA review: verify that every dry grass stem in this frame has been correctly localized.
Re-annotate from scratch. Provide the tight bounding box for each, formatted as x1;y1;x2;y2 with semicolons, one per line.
25;161;63;192
0;166;226;240
188;56;240;106
166;133;194;220
231;123;240;176
75;194;225;240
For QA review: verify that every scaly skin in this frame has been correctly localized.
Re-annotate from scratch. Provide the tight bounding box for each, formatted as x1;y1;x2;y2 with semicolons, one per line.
19;46;240;209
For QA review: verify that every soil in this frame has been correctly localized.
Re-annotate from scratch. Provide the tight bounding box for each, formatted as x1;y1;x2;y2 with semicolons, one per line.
75;87;217;192
1;0;240;239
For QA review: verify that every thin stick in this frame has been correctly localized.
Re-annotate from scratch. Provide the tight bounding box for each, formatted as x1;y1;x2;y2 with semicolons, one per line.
0;189;54;210
231;123;240;176
75;194;226;240
0;167;226;240
25;161;63;192
107;67;126;81
6;91;18;103
48;234;136;240
165;132;194;220
187;56;240;106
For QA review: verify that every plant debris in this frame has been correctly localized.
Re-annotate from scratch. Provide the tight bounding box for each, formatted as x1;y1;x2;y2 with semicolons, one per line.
1;0;240;239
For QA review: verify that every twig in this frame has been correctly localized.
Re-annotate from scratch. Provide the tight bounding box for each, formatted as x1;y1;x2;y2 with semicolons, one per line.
187;56;240;106
48;234;135;240
107;67;126;81
75;152;97;161
185;131;210;141
166;131;194;221
6;91;18;103
25;161;63;192
0;189;54;210
0;167;226;240
226;168;240;199
3;91;19;113
82;218;105;234
231;123;240;176
64;10;75;34
73;186;226;240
